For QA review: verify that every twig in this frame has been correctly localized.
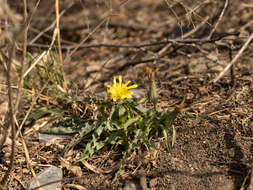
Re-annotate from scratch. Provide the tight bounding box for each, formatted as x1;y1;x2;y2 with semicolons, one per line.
181;16;210;39
208;0;229;40
0;39;16;189
63;17;108;62
14;0;27;114
156;16;209;62
63;0;131;63
213;32;253;83
14;1;42;189
29;10;66;45
164;0;182;37
23;51;46;77
0;1;22;187
19;131;42;190
55;0;67;91
107;45;184;78
26;32;239;50
26;0;41;27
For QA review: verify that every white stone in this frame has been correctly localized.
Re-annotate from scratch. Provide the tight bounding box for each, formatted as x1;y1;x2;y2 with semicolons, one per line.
27;165;62;190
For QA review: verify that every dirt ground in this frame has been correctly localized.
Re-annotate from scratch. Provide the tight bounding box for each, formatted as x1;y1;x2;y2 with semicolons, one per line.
0;0;253;189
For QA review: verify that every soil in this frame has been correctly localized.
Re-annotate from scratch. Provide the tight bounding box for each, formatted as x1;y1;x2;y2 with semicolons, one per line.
0;0;253;190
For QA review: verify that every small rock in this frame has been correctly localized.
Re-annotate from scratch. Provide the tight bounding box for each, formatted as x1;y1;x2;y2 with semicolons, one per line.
131;89;146;100
27;165;62;190
38;133;71;143
123;181;141;190
149;178;158;187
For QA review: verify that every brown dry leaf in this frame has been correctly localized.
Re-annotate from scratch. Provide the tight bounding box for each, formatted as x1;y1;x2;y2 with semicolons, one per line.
81;160;114;174
60;157;82;177
63;184;88;190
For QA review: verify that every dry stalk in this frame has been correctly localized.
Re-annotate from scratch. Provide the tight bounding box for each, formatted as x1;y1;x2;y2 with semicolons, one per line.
55;0;67;91
0;1;43;189
0;1;19;187
14;0;28;115
17;1;42;189
0;38;16;189
19;131;42;190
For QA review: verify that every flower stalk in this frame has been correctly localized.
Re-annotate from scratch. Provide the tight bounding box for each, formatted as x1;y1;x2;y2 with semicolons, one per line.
145;67;158;110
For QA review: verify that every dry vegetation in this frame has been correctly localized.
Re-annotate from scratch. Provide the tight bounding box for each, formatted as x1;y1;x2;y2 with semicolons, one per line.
0;0;253;189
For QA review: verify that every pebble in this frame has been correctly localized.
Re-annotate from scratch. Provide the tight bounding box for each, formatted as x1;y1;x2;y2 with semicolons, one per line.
27;165;62;190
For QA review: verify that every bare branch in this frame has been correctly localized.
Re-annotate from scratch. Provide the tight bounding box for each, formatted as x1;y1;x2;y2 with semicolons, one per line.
213;32;253;83
208;0;229;40
26;32;239;50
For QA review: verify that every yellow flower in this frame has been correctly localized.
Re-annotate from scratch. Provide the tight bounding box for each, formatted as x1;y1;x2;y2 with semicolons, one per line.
107;75;138;102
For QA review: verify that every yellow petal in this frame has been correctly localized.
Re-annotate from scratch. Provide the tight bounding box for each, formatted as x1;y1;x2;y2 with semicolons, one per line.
113;76;117;86
118;75;122;86
125;81;131;86
127;84;138;89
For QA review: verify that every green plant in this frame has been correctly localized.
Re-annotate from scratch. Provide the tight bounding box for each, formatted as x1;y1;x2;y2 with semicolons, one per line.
39;69;184;181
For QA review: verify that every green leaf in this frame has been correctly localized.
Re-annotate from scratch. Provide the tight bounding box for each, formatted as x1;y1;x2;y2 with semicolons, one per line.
136;97;147;105
63;122;94;157
162;126;170;150
24;79;33;90
135;104;148;114
181;112;196;120
123;116;141;129
29;109;60;120
118;106;126;117
77;123;105;162
112;128;141;182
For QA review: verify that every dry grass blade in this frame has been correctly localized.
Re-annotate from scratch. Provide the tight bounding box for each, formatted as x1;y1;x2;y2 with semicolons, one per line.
55;0;67;91
23;51;46;78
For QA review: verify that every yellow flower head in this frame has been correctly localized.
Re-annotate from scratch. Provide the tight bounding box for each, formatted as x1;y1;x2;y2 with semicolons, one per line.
107;75;138;102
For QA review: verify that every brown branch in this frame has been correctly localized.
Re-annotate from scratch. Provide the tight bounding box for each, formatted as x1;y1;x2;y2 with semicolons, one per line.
29;10;66;44
213;32;253;83
0;40;16;189
14;0;27;114
26;32;239;50
208;0;229;40
63;0;131;63
105;45;184;80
